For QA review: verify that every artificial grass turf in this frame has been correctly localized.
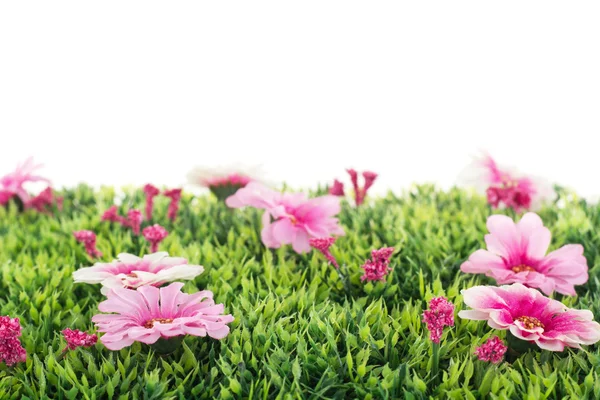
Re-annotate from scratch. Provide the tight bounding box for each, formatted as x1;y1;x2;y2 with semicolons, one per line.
1;184;600;399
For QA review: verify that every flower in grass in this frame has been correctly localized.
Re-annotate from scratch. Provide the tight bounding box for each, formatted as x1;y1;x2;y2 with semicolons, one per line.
475;336;507;364
73;230;102;258
459;283;600;351
345;169;378;206
127;209;143;235
0;158;50;206
62;328;97;350
26;187;62;213
102;205;128;225
309;237;339;268
73;252;204;294
460;212;588;296
187;165;259;200
143;184;160;220
226;182;344;253
163;188;182;221
143;224;168;253
329;179;345;196
0;316;27;366
457;153;555;211
360;247;394;282
422;297;455;344
92;282;234;351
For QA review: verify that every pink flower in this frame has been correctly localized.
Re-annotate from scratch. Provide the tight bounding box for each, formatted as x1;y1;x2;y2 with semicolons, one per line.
360;247;394;282
460;212;588;296
26;187;61;213
309;237;339;268
62;328;97;350
422;297;455;344
187;165;259;200
459;283;600;351
346;169;378;206
0;316;27;366
73;252;204;294
475;336;507;363
102;205;128;225
329;180;345;196
92;282;234;350
73;230;102;258
127;209;143;235
226;182;344;253
163;188;182;221
143;224;168;253
457;153;555;211
143;184;160;220
0;158;50;205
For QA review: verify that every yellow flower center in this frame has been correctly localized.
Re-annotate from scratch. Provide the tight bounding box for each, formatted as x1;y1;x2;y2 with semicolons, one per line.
511;265;535;273
144;318;174;329
515;316;544;330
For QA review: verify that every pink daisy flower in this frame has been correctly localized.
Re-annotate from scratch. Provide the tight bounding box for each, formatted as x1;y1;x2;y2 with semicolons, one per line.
459;283;600;351
0;316;27;366
226;182;344;253
73;252;204;295
460;212;588;296
475;336;507;364
422;297;455;343
0;158;50;205
187;165;259;200
62;328;98;350
92;282;234;351
143;224;168;253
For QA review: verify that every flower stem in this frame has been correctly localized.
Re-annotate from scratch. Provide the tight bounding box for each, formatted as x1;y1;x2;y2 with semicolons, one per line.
432;342;440;384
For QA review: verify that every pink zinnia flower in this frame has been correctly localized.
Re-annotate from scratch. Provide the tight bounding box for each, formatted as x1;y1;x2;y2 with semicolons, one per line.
143;224;168;253
0;158;50;205
0;316;27;366
422;297;455;344
460;212;588;296
62;328;98;350
226;182;344;253
360;247;394;282
92;282;234;350
127;209;143;235
457;153;555;211
309;237;339;268
143;184;160;220
329;180;345;196
102;205;128;225
73;252;204;294
73;230;102;258
475;336;507;364
163;188;182;221
459;283;600;351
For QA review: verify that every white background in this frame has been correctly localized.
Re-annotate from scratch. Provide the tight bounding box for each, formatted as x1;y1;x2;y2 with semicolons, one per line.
1;2;599;198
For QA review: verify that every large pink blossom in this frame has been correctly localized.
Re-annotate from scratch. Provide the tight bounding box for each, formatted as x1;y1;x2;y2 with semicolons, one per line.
459;284;600;351
0;158;50;205
226;182;344;253
92;282;234;350
457;153;555;211
461;213;588;296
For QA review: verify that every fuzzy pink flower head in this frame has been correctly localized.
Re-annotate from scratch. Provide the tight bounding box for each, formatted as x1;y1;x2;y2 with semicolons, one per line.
226;182;345;254
163;188;182;221
143;184;160;220
460;212;588;296
102;205;128;225
0;316;27;366
360;247;394;282
422;297;455;344
475;336;507;364
73;252;204;294
92;282;234;350
73;230;103;258
143;224;168;252
26;187;58;213
329;180;345;197
62;328;97;350
345;168;378;206
0;158;50;204
459;283;600;351
309;237;339;268
362;171;378;192
127;209;143;235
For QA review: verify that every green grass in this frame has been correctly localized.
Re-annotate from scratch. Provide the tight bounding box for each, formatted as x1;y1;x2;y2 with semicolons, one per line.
1;184;600;399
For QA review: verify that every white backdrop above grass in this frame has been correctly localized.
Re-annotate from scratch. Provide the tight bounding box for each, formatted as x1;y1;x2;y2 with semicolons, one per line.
1;2;599;198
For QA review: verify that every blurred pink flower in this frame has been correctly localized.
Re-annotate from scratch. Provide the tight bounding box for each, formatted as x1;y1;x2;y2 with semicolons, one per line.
0;316;27;366
73;230;102;258
92;282;234;350
475;336;507;363
346;169;378;206
309;237;339;268
26;187;62;213
187;165;258;200
143;224;168;252
0;158;50;205
329;180;345;196
143;184;160;220
163;188;182;221
226;182;344;253
102;205;128;225
127;209;143;235
73;252;203;294
461;213;588;296
422;297;455;344
62;328;97;350
459;284;600;351
360;247;394;282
